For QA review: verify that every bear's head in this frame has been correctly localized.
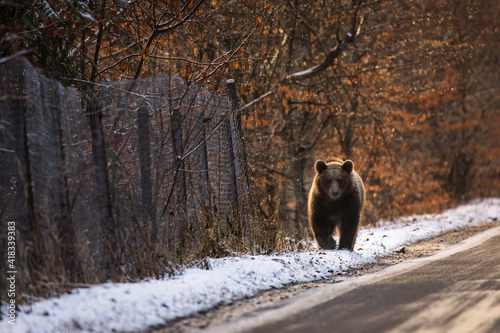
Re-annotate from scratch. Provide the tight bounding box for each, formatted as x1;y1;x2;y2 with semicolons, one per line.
314;159;353;200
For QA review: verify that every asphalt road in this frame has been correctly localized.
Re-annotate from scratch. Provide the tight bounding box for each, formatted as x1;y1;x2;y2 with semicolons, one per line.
205;226;500;333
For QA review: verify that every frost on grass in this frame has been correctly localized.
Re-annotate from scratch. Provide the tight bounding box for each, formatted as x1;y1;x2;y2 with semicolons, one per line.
2;198;499;333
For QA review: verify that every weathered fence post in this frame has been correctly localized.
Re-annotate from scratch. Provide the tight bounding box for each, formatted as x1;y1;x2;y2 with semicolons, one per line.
54;83;81;281
137;104;156;243
85;92;118;279
11;64;44;285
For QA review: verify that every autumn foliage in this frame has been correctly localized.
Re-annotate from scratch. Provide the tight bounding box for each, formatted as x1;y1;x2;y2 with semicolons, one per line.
1;1;499;238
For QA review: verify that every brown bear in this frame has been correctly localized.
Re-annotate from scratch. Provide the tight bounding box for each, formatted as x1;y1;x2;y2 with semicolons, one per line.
308;158;365;251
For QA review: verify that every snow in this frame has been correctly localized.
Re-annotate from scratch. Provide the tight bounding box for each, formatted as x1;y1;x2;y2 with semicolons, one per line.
2;198;500;333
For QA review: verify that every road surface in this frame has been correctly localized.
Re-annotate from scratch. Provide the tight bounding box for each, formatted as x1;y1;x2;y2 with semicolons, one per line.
203;226;500;333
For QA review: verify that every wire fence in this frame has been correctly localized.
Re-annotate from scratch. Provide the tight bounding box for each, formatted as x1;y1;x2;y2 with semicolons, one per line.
0;58;255;298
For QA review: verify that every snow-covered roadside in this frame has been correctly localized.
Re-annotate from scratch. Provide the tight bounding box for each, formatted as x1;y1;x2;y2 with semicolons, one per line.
2;198;500;333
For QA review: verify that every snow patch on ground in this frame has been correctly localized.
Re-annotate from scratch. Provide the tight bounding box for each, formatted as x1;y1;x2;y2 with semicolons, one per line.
2;198;500;333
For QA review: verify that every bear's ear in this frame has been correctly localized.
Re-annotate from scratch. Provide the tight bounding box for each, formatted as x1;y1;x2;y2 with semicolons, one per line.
315;160;327;173
342;160;353;173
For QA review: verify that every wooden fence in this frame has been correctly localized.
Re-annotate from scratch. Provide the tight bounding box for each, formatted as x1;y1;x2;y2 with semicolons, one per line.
0;58;253;295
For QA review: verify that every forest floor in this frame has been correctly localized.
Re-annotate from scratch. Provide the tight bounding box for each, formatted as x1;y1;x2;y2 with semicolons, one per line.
155;220;500;333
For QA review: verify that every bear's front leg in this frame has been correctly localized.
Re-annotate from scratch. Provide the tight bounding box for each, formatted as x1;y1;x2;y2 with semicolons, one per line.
338;211;360;251
311;223;337;250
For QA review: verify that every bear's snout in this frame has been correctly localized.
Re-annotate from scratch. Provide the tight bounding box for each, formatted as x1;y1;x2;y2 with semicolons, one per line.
332;182;340;198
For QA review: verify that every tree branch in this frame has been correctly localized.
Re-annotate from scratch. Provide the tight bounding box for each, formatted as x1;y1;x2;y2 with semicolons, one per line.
156;0;205;33
0;49;32;65
285;0;365;81
285;42;343;80
127;0;206;90
68;0;134;59
193;25;258;84
297;14;328;54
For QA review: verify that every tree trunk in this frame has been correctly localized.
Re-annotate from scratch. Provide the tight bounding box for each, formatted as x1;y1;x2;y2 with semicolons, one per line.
291;154;311;238
171;107;188;249
226;79;252;238
448;153;473;201
341;97;358;159
137;105;155;243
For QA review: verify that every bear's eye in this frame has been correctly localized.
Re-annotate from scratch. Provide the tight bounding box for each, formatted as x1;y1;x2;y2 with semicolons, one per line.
338;179;343;186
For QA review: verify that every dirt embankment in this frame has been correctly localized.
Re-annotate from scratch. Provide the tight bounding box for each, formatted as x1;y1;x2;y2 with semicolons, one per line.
149;221;500;333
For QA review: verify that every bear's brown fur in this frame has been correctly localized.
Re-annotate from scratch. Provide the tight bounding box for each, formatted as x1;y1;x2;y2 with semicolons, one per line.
308;158;365;251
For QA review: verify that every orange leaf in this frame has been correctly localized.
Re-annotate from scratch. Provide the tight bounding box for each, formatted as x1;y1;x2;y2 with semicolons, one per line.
252;81;258;91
